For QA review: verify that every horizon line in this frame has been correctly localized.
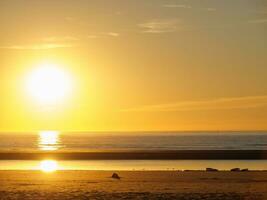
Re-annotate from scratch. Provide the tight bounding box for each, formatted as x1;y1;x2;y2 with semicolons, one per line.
0;130;267;134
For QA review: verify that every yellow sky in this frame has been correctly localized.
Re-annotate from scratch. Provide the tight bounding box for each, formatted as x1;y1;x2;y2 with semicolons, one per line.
0;0;267;132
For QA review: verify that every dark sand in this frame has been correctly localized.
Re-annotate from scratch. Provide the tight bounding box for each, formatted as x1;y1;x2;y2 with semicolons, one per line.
0;171;267;199
1;150;267;160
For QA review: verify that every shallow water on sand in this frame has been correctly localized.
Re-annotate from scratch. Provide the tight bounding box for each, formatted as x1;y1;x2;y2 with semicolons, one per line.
1;160;267;171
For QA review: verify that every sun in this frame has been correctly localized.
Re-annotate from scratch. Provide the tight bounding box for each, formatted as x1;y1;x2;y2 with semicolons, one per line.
26;62;73;104
39;160;58;172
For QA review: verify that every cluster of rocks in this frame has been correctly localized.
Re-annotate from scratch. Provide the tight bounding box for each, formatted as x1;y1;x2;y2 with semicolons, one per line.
206;168;219;172
206;168;249;172
230;168;249;172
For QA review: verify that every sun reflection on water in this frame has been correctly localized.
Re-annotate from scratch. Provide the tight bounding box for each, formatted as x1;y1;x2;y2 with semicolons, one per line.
38;131;61;151
39;160;58;172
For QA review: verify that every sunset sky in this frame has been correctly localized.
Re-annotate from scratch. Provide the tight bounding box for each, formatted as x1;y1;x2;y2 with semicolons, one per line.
0;0;267;132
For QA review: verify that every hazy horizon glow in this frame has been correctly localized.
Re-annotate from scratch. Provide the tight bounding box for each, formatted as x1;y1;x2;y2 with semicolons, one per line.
0;0;267;132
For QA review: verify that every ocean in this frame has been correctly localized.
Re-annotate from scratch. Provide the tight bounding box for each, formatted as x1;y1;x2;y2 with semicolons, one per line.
0;131;266;152
1;131;267;170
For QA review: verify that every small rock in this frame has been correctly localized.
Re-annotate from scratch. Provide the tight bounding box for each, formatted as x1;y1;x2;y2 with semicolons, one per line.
111;173;121;179
206;168;219;172
230;168;241;172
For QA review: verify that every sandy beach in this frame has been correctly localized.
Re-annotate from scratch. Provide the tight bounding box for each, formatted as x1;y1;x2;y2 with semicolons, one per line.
0;171;267;200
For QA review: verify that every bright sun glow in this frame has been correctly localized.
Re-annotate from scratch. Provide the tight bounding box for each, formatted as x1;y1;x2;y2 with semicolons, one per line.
26;62;72;104
39;160;58;172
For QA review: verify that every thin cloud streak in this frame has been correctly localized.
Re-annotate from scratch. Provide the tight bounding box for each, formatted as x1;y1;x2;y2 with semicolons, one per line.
205;8;217;12
42;36;79;42
0;43;73;50
163;4;192;9
139;19;179;33
87;32;120;39
163;4;216;12
0;32;120;50
248;19;267;24
122;95;267;112
104;32;120;37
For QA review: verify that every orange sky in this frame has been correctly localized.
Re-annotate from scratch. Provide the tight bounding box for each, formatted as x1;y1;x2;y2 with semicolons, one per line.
0;0;267;132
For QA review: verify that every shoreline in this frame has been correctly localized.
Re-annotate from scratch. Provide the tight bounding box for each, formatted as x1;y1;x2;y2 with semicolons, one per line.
0;150;267;160
1;171;267;173
1;160;267;171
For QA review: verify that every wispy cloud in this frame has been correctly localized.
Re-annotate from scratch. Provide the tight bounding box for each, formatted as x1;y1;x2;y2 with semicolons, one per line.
42;36;79;42
139;19;180;33
104;32;120;37
205;8;217;12
254;11;267;14
87;35;100;39
248;19;267;24
0;43;73;50
65;17;75;22
87;32;120;39
122;95;267;112
163;4;192;9
0;31;120;50
163;4;216;12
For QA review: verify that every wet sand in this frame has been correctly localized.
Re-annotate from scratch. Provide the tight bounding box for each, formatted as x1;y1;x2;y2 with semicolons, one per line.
1;150;267;160
0;171;267;199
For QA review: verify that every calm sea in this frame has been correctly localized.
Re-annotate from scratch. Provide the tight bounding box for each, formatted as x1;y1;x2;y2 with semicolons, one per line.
1;131;267;170
0;131;266;152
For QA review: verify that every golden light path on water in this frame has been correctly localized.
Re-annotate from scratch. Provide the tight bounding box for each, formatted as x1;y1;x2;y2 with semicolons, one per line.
38;131;61;151
28;131;267;172
39;160;58;172
1;160;267;171
38;131;61;172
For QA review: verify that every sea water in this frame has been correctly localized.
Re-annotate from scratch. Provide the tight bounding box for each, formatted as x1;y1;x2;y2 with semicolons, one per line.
0;131;266;170
0;131;266;152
